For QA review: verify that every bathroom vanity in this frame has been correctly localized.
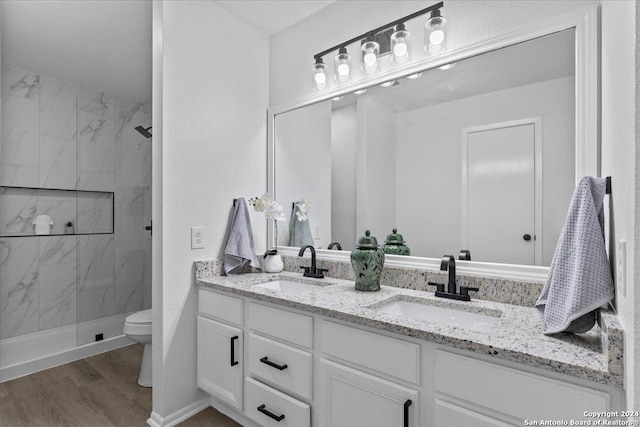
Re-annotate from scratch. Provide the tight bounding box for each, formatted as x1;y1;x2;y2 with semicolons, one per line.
195;266;624;427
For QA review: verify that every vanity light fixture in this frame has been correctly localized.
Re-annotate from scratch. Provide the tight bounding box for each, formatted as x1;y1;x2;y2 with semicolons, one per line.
380;80;399;88
334;47;352;83
311;2;444;89
361;37;380;75
391;23;411;66
353;88;367;95
439;62;456;70
425;8;447;56
312;58;328;90
332;96;344;101
406;72;424;79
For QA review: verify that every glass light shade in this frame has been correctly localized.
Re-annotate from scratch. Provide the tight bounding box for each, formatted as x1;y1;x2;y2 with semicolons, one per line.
425;10;447;56
334;48;352;83
312;59;328;90
391;24;411;66
361;40;380;75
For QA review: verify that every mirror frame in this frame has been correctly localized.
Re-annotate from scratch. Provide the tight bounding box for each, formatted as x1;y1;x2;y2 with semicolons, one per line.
267;6;598;282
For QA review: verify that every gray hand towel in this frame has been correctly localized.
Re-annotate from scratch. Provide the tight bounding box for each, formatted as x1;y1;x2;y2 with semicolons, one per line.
289;201;314;247
224;198;261;275
535;176;614;335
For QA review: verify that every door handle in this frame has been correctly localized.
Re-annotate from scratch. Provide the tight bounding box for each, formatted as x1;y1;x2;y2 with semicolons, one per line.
257;404;285;422
523;234;532;241
260;356;288;371
404;399;412;427
230;336;239;366
144;220;152;235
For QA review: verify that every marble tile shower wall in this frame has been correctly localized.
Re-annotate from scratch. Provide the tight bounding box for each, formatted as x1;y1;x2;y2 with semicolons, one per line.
0;66;152;341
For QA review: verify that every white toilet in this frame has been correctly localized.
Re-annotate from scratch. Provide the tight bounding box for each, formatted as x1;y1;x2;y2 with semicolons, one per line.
123;309;152;387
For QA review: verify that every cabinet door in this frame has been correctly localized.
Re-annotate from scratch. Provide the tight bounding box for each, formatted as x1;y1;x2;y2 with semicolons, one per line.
197;316;243;410
319;359;418;427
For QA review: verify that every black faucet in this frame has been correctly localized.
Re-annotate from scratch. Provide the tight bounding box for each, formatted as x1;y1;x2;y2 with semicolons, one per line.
298;245;327;278
328;242;342;250
427;255;478;301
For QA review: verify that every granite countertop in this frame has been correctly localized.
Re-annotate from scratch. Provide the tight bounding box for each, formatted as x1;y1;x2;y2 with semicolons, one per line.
196;271;624;387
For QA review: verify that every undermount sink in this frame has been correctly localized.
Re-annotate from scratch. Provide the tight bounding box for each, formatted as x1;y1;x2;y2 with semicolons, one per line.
254;279;327;294
373;299;502;333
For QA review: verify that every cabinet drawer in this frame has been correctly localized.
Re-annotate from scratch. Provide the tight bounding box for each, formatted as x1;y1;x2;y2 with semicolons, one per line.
321;321;420;384
435;400;513;427
248;332;312;399
436;351;610;421
248;303;313;349
199;290;243;326
245;377;310;427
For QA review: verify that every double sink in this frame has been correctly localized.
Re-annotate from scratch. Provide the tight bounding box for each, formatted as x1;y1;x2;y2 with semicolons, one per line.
253;276;502;333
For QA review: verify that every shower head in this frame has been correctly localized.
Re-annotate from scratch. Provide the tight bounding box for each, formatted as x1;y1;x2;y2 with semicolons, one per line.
135;126;152;138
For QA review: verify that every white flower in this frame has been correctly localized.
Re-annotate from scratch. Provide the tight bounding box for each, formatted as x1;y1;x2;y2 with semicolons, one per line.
265;201;285;222
249;193;272;213
295;198;311;222
33;214;53;225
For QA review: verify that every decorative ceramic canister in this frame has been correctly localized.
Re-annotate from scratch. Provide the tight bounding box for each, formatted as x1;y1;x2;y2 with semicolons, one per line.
382;228;411;256
350;230;385;292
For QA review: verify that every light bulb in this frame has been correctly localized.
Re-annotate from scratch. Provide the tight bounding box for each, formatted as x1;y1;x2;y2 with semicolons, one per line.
353;89;367;95
334;47;352;83
364;52;376;66
361;40;380;75
312;58;328;90
393;40;407;57
391;23;411;66
430;29;444;46
406;72;423;79
425;9;447;56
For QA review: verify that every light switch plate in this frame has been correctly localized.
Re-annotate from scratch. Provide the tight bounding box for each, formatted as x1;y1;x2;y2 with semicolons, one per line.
191;226;204;249
617;239;626;297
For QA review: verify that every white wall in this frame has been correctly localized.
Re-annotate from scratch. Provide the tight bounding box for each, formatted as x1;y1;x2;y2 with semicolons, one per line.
600;0;638;410
331;104;358;251
396;77;574;263
153;0;269;419
270;0;639;410
356;96;396;239
275;102;332;248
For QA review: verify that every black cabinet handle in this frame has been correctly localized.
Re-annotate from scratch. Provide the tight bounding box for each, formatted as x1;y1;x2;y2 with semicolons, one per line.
523;234;532;241
404;399;412;427
257;404;285;422
230;336;239;367
260;356;288;371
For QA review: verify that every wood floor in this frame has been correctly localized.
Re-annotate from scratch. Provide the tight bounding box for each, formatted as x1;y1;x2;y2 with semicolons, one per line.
0;344;241;427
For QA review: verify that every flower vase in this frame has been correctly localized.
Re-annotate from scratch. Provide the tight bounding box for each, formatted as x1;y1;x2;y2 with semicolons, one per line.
263;254;284;273
65;226;75;235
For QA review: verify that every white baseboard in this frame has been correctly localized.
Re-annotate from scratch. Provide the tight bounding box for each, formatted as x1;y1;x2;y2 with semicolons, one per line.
147;397;211;427
0;334;133;382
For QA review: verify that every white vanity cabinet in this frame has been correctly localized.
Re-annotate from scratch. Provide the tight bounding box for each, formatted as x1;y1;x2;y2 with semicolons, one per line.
197;288;621;427
197;316;243;410
319;358;419;427
197;291;245;411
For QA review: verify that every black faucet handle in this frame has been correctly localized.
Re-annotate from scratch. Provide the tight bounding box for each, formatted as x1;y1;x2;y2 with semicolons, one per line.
427;282;445;293
459;286;479;296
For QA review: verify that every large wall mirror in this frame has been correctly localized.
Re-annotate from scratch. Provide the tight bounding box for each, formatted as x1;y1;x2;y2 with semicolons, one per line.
269;8;597;279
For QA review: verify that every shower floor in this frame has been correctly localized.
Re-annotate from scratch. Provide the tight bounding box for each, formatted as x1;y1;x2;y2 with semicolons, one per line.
0;344;239;426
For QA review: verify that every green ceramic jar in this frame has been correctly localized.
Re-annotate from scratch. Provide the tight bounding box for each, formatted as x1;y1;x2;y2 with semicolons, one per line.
382;228;411;256
350;230;385;292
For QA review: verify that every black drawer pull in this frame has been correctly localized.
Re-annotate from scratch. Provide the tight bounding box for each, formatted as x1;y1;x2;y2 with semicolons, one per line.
230;336;239;367
260;356;288;371
257;404;285;422
404;399;412;427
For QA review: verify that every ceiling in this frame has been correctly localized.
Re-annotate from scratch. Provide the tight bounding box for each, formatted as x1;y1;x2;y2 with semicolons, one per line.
1;0;152;103
333;29;575;112
214;1;335;35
